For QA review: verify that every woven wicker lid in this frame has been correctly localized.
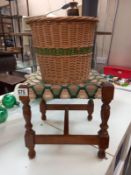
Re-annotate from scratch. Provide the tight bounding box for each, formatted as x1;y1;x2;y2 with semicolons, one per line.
26;16;98;24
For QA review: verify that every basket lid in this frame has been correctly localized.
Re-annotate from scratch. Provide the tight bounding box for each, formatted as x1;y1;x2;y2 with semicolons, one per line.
26;16;98;24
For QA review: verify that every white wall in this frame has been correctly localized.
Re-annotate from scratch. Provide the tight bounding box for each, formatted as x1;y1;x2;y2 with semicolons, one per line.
95;0;118;64
18;0;82;16
109;0;131;68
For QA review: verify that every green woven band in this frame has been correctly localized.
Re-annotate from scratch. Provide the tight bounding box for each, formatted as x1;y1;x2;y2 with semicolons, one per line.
35;47;93;56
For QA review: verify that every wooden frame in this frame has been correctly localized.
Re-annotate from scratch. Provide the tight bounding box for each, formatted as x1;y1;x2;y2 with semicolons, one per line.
19;82;114;159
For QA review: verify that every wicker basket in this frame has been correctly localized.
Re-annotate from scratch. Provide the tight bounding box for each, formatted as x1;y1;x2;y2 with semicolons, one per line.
27;16;98;84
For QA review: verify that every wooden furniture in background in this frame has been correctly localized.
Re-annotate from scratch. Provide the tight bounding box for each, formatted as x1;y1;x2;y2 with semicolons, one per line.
0;0;23;58
0;0;33;64
0;73;25;95
0;52;16;74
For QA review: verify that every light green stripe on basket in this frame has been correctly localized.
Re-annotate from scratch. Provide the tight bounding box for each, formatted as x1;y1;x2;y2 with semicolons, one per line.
35;47;93;56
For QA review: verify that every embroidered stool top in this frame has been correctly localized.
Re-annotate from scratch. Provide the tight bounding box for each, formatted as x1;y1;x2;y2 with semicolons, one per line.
18;70;107;101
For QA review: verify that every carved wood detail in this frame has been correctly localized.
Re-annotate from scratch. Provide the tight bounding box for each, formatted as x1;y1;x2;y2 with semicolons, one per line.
98;82;114;159
19;85;36;159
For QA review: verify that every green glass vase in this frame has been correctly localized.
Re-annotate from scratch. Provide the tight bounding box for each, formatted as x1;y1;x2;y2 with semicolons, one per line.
0;106;8;123
2;94;19;109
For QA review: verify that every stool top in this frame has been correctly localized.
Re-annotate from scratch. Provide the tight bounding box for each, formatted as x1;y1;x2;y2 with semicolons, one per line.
19;70;107;101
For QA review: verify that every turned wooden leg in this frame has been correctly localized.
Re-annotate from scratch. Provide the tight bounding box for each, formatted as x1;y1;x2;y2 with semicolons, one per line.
64;108;69;135
20;95;36;159
40;99;47;120
98;82;114;159
87;99;94;121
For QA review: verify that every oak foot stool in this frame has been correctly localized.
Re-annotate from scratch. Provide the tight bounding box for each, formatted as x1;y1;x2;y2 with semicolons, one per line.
18;70;114;159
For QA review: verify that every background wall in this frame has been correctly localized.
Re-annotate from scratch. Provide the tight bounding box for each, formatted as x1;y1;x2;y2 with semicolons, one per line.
95;0;118;66
8;0;131;68
109;0;131;68
18;0;82;16
0;0;8;7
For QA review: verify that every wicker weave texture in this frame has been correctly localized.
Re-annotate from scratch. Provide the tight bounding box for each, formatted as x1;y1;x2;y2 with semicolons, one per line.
27;17;97;84
38;55;91;84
